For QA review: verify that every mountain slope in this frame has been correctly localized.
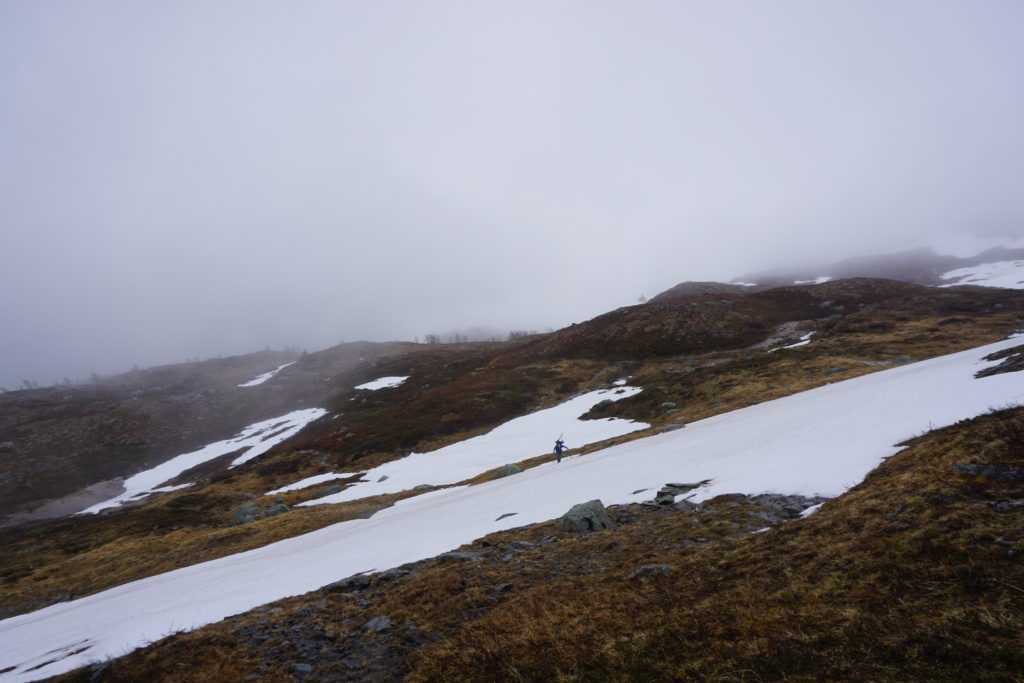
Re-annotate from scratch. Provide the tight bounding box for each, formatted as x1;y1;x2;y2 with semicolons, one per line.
2;335;1023;681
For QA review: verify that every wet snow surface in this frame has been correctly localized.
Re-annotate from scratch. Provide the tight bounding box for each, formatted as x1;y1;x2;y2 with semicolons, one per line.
354;376;409;390
238;362;295;387
3;338;1024;681
940;260;1024;289
78;409;328;514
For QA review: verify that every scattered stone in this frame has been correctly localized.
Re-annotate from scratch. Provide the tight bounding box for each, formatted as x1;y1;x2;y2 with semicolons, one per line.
273;497;285;504
629;564;672;579
632;488;648;495
661;401;678;409
88;661;109;682
491;464;523;480
365;616;391;632
824;367;848;376
326;573;372;593
376;568;412;582
231;503;262;526
264;504;289;517
495;512;517;521
884;504;906;520
556;499;617;532
317;484;342;497
953;463;1024;483
413;484;435;491
493;583;513;593
291;662;314;674
436;551;483;562
509;540;535;550
378;475;389;482
657;424;685;432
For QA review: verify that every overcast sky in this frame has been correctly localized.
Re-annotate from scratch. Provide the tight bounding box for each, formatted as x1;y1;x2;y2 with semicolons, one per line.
2;1;1024;388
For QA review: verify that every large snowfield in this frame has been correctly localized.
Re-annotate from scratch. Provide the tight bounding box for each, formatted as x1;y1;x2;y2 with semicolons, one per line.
2;337;1024;681
941;260;1024;289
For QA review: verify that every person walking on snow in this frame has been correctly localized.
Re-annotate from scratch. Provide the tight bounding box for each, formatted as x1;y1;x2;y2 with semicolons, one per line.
554;439;569;463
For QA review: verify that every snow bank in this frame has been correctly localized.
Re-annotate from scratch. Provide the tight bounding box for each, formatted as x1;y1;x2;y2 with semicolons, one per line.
940;260;1024;289
301;386;646;506
355;376;409;390
3;338;1024;682
238;362;295;387
78;408;327;514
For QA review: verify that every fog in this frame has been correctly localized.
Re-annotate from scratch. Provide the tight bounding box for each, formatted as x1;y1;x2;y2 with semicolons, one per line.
2;1;1024;388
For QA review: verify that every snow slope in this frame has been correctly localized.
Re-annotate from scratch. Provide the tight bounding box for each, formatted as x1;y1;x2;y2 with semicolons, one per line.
940;259;1024;289
2;338;1023;681
237;362;295;387
300;386;646;505
78;409;327;514
354;376;408;390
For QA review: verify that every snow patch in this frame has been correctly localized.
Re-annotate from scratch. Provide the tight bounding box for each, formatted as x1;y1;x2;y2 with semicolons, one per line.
299;386;647;506
770;332;814;352
78;408;327;514
939;260;1024;289
355;376;409;391
238;362;295;387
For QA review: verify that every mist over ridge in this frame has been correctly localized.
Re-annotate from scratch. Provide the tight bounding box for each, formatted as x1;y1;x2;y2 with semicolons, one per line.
2;1;1023;388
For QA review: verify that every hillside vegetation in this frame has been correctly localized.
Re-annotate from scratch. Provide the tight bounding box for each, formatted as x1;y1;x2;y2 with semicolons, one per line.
0;278;1022;680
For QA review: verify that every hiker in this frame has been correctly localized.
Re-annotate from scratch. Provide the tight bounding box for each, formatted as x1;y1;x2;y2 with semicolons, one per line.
554;439;568;463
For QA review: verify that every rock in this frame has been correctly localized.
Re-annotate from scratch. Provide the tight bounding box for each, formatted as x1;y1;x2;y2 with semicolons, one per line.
317;484;342;497
376;568;411;582
291;663;314;674
629;564;672;579
657;424;685;432
264;504;289;517
824;367;848;376
495;512;517;521
509;540;535;549
326;573;372;592
88;661;109;682
273;497;285;504
491;464;523;480
953;463;1024;483
556;499;617;532
231;503;261;525
378;475;389;482
0;441;14;453
661;401;678;409
365;615;391;632
413;484;435;491
436;551;482;562
493;583;513;592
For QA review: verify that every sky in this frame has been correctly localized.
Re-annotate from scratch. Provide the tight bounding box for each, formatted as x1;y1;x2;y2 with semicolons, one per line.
2;1;1024;388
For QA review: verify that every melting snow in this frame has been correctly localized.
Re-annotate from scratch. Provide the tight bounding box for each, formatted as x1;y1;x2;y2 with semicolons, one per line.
355;376;409;390
940;260;1024;289
77;408;327;515
300;386;647;506
3;338;1024;682
770;332;814;352
238;362;295;387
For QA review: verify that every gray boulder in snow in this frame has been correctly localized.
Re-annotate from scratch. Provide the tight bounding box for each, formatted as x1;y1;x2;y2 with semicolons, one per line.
490;464;523;480
556;499;617;532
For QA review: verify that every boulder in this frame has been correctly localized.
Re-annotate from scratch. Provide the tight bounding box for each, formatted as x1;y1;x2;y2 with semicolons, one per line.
556;499;617;532
231;503;261;526
326;573;372;593
364;615;391;632
264;504;289;517
317;484;342;497
436;551;482;562
953;463;1024;483
490;464;523;480
413;484;436;491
